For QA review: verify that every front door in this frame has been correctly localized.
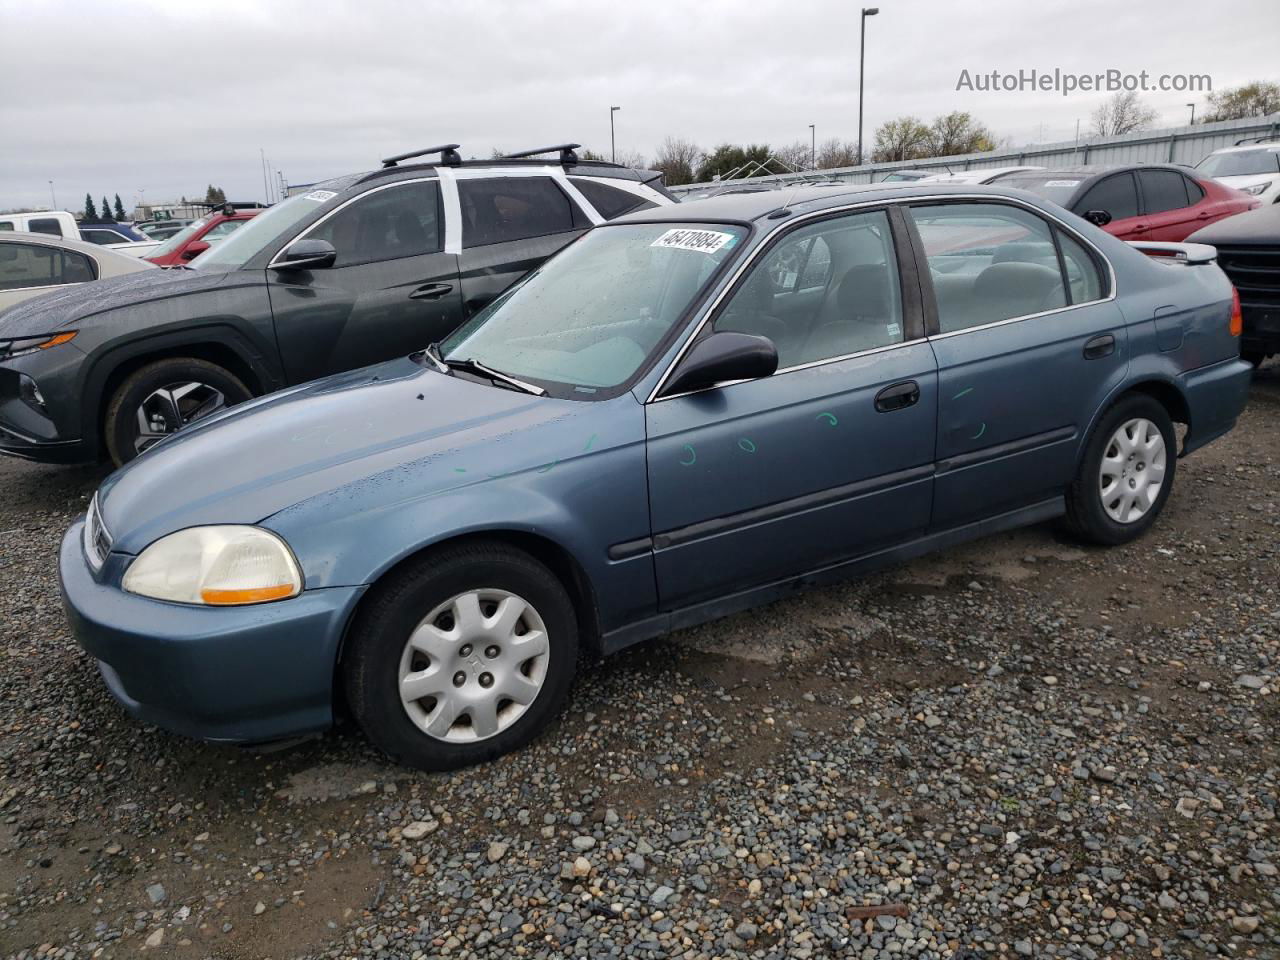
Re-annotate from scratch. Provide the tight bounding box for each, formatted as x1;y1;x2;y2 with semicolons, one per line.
268;179;463;384
907;200;1128;528
645;208;938;610
1074;172;1144;240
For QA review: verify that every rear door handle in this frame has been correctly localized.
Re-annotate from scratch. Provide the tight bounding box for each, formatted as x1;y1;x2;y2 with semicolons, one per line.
1196;210;1214;219
409;282;453;301
1084;334;1115;359
875;380;920;413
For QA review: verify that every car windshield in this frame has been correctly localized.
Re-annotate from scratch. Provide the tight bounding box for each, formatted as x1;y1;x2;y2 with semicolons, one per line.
1196;149;1280;178
145;215;211;257
194;192;327;270
993;174;1084;206
440;222;748;397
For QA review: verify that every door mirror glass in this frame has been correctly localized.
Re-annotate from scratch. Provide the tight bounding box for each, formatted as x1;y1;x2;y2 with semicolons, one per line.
1083;209;1112;227
661;331;778;398
272;238;337;271
181;240;210;260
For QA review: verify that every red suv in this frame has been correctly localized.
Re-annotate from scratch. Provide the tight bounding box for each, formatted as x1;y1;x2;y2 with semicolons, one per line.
144;207;261;266
993;165;1260;242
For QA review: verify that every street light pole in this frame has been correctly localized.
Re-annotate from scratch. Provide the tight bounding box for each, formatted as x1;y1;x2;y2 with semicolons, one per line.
857;7;879;166
809;124;816;169
1186;102;1196;125
48;180;56;209
610;106;621;163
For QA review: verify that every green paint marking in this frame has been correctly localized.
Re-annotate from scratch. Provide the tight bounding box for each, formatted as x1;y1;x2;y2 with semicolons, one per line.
816;412;838;427
738;438;757;454
454;467;467;473
583;433;598;452
970;422;986;440
679;444;697;467
952;387;975;401
536;460;560;474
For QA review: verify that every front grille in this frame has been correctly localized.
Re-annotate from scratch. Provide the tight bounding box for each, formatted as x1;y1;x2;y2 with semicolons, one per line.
83;495;112;571
1215;246;1280;310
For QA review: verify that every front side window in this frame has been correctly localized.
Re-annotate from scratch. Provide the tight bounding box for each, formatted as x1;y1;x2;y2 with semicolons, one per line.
28;218;63;237
911;202;1067;333
441;222;747;397
304;181;441;266
1139;170;1190;215
459;177;588;248
715;210;901;367
1075;174;1139;221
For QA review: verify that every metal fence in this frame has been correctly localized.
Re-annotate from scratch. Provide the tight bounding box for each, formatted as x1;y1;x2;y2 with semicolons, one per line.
667;113;1280;194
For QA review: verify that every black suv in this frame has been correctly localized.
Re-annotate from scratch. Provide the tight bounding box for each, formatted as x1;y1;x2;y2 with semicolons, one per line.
0;144;674;465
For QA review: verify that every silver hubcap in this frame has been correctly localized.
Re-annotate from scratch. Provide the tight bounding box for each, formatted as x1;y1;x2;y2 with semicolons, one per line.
398;589;549;743
1099;417;1167;523
134;381;227;454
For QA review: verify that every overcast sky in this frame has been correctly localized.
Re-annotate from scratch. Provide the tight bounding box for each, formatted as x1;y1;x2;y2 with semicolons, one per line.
2;0;1276;212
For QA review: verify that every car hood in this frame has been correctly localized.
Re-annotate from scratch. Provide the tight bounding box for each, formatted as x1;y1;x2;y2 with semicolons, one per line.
0;266;231;338
1188;202;1280;245
1213;174;1277;193
96;357;598;555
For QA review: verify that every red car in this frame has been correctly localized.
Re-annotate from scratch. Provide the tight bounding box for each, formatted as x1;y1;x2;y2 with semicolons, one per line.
992;165;1260;242
143;207;260;266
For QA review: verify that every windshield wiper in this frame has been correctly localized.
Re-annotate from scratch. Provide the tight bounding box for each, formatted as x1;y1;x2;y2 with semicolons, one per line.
443;357;546;396
420;341;449;373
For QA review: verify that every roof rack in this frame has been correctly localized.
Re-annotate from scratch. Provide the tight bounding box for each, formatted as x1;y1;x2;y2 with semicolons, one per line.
1233;135;1280;146
381;144;463;168
501;143;582;165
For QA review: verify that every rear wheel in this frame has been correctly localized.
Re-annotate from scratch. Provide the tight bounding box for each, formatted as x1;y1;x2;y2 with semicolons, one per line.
342;541;578;771
104;357;251;466
1063;394;1176;546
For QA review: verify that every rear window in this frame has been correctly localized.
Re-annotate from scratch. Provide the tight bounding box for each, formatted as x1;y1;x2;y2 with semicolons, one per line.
995;175;1085;206
568;178;655;220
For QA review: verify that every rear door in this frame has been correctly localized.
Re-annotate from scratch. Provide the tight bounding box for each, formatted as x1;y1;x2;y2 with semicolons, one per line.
454;175;591;316
1073;172;1144;240
645;207;938;610
1138;169;1200;242
908;200;1127;528
267;179;463;384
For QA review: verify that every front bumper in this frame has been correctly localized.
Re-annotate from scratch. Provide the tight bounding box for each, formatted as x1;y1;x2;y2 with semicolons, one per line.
1180;356;1254;457
59;521;365;744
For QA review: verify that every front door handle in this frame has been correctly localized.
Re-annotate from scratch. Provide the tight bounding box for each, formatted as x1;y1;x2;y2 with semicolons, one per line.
875;380;920;413
1084;334;1116;359
409;282;454;301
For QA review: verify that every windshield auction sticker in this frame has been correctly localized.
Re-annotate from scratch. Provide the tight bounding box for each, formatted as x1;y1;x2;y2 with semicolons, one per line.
651;228;735;254
303;190;338;202
1043;180;1081;188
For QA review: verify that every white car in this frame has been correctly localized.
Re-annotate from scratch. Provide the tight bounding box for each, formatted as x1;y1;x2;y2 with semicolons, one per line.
1194;142;1280;204
0;231;155;312
917;165;1045;185
0;210;159;258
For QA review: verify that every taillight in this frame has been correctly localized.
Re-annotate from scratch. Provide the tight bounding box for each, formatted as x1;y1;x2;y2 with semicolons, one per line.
1229;287;1243;337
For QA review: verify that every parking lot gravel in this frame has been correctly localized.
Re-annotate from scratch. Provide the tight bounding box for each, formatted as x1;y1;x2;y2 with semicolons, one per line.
0;371;1277;960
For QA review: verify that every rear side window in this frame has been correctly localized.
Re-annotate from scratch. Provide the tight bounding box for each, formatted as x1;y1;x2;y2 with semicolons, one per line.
0;243;95;289
28;218;63;237
910;202;1066;333
305;181;441;266
568;178;655;220
1138;170;1190;215
1074;174;1138;221
459;177;587;247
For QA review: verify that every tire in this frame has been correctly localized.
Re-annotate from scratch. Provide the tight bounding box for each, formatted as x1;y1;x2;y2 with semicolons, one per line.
342;541;579;771
1062;394;1177;546
104;357;251;466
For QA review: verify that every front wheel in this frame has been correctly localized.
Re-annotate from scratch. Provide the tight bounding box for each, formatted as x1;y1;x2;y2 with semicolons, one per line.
342;542;579;771
1062;395;1176;546
104;357;251;466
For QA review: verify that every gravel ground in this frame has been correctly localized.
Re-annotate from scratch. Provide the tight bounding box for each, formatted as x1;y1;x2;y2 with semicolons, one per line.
0;370;1277;960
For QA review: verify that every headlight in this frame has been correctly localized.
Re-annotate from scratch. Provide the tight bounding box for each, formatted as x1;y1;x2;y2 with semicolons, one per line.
0;331;77;362
123;525;302;605
1240;182;1270;196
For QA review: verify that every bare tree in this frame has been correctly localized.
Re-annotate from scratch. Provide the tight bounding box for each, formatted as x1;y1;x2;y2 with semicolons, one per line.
652;137;702;186
614;149;647;170
927;111;995;156
816;138;859;169
871;117;933;163
1202;81;1280;122
1091;91;1158;137
774;140;812;171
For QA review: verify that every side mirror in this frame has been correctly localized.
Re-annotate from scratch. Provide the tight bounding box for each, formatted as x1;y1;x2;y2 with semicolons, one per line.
271;238;337;271
660;331;778;398
181;240;210;260
1083;209;1112;227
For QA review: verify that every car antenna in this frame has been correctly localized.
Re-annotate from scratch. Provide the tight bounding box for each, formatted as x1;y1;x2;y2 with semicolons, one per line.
501;144;583;166
381;144;463;168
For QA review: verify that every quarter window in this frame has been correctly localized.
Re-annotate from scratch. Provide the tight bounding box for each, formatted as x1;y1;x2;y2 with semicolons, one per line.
910;202;1067;333
715;209;902;368
1074;173;1139;221
459;177;587;248
1055;230;1105;304
1138;170;1190;215
1184;176;1205;203
305;181;441;266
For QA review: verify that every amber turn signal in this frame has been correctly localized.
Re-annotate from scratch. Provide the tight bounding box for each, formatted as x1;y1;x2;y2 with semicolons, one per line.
1229;288;1242;337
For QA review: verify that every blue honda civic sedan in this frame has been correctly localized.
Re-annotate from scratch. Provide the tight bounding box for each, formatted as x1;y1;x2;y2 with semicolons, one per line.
59;184;1252;769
